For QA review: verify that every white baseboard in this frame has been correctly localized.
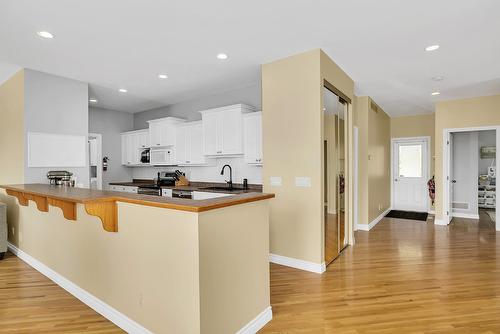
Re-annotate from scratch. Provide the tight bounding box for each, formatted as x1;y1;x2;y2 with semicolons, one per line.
452;212;480;220
7;242;153;334
236;306;272;334
434;219;448;226
356;207;392;231
269;253;326;274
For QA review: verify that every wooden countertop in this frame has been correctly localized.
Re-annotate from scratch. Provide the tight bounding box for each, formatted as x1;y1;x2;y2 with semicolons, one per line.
0;184;274;213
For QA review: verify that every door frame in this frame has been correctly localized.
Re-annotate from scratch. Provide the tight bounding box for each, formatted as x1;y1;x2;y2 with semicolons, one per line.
391;136;431;212
442;126;500;230
88;133;103;190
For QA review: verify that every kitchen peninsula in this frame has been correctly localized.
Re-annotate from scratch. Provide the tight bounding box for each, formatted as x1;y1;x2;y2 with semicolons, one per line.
1;184;274;334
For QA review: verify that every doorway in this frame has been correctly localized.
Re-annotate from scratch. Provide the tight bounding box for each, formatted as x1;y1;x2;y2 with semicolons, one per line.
323;86;349;265
391;137;430;212
88;133;103;190
443;128;497;229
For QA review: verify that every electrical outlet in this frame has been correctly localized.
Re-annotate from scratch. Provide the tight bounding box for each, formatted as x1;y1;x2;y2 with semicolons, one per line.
270;176;282;186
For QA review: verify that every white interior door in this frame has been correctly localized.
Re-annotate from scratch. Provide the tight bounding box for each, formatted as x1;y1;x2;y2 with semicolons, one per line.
448;133;453;223
393;139;429;212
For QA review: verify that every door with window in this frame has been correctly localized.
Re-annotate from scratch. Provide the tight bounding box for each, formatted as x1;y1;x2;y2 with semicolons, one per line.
393;139;429;212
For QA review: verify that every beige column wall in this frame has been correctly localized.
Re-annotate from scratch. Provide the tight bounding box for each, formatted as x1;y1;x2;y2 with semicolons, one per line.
435;94;500;220
367;100;391;222
353;97;369;226
0;69;25;240
262;49;354;265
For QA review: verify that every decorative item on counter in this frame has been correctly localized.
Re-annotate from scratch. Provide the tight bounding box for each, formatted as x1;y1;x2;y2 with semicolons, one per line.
243;178;248;190
47;170;74;186
102;157;109;171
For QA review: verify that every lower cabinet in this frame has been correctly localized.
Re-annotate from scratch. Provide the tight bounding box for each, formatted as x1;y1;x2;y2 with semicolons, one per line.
162;189;173;197
109;185;138;193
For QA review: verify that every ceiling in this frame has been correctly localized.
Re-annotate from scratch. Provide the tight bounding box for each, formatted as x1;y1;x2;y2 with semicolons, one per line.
1;0;499;116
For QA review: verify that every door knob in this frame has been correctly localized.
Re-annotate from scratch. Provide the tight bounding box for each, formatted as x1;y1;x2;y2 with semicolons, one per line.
452;180;457;183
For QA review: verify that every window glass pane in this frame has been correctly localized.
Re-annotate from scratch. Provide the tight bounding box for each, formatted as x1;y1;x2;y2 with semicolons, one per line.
398;144;422;177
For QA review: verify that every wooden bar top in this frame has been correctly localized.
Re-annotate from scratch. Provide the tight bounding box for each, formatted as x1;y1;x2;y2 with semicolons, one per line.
0;184;275;213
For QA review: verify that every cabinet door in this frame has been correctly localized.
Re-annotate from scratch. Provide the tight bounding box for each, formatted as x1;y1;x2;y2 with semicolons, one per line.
149;122;162;147
256;114;263;163
221;110;243;155
121;134;127;165
190;124;205;164
202;112;219;155
138;131;149;148
131;133;141;164
125;134;134;165
244;116;259;164
176;126;188;164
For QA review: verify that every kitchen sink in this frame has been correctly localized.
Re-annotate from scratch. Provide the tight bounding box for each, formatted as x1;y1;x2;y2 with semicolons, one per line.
199;186;244;192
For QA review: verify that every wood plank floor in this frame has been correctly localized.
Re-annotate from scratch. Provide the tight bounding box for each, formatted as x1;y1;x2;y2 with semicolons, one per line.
0;211;498;333
261;211;500;333
0;252;123;333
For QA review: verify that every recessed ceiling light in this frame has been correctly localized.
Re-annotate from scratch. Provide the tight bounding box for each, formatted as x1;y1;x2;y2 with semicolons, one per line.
119;88;127;93
37;31;54;39
89;98;98;103
431;91;441;96
217;53;228;60
158;74;168;79
432;76;444;81
425;44;440;51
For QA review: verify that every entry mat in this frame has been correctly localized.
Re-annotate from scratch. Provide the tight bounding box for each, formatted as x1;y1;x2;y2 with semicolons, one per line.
386;210;428;221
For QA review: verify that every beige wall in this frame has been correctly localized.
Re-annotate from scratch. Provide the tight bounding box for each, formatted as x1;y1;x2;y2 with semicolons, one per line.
391;114;435;175
367;100;391;222
262;49;354;265
353;97;391;225
435;94;500;221
0;69;25;240
353;96;369;226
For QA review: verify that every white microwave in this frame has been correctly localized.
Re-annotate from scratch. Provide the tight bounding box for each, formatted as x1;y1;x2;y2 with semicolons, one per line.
150;148;176;165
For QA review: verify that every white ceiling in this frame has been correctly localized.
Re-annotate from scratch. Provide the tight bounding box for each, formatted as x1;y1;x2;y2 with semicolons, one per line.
1;0;499;116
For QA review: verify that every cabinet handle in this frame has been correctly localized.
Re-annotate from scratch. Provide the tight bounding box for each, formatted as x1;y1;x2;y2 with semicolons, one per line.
156;143;160;146
186;160;190;163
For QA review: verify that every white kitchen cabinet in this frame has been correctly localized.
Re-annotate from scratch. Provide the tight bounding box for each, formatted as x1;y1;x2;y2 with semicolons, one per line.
199;104;255;156
121;129;149;166
150;147;176;165
148;117;186;148
110;185;138;193
243;112;263;165
176;122;212;165
192;191;233;200
162;189;173;197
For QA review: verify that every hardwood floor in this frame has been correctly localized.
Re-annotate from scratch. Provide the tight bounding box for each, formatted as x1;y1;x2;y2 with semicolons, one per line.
1;213;498;333
0;252;123;333
261;213;500;333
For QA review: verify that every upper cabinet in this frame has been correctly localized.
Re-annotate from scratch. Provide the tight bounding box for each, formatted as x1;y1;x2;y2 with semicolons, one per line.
176;121;212;166
148;117;186;147
121;129;149;166
199;104;255;156
243;112;263;165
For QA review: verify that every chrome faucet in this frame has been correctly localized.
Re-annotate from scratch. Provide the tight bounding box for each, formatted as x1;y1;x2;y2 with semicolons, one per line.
220;164;233;189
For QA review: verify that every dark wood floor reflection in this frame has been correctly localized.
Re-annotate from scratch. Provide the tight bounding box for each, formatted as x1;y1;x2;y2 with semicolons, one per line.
261;213;500;333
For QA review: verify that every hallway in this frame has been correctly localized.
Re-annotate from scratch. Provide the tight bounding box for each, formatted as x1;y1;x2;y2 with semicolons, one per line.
261;215;499;333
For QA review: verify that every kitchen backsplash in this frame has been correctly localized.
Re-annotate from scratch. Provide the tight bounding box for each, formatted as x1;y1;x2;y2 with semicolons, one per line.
131;156;263;184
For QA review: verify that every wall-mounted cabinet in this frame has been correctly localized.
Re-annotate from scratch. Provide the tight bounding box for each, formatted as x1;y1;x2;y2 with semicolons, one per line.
243;111;263;165
148;117;186;148
121;129;149;166
176;121;212;166
199;104;255;156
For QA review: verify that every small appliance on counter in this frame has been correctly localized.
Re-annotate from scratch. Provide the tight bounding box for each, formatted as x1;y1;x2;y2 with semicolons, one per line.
47;171;74;186
137;172;179;196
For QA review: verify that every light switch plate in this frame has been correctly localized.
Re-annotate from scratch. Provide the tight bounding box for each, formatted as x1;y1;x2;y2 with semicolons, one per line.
270;176;282;186
295;177;311;187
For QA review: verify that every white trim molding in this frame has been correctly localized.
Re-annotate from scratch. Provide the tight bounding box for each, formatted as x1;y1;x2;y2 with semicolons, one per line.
236;306;273;334
7;242;155;334
452;212;480;220
356;207;391;231
269;253;326;274
434;219;448;226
